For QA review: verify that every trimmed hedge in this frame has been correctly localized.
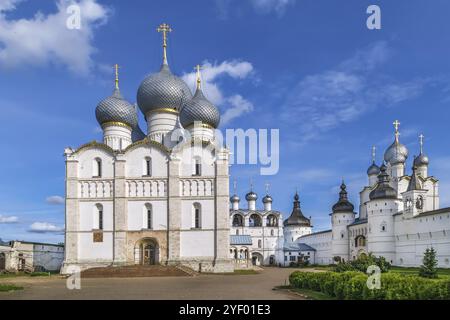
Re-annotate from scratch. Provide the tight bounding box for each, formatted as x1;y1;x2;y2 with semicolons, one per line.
289;271;450;300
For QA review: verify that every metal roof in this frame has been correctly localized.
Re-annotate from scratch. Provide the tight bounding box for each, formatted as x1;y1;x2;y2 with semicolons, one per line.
230;235;252;245
284;243;316;252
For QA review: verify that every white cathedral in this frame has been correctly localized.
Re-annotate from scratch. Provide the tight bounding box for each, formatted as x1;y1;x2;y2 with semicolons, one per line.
61;24;450;274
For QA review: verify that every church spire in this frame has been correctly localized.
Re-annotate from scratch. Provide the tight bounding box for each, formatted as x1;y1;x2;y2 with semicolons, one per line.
157;23;172;66
195;64;202;90
393;120;401;143
114;64;120;90
419;133;424;154
372;145;376;163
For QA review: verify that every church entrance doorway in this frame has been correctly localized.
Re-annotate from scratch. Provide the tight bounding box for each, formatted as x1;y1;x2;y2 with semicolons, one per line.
251;252;263;266
0;253;5;271
135;238;159;266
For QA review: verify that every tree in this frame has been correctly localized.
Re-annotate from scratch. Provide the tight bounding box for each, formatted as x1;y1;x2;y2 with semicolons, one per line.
419;247;438;279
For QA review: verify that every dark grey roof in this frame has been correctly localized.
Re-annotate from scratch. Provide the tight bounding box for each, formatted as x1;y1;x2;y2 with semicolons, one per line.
332;182;355;213
284;193;311;227
348;218;368;227
407;165;424;191
96;88;138;128
413;207;450;218
299;229;332;238
284;243;316;252
180;88;220;129
230;235;252;245
137;63;193;115
230;194;240;202
369;164;398;200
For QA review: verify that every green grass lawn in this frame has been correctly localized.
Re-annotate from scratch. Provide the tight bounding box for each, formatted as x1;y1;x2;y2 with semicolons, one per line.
0;271;53;279
389;266;450;277
0;284;23;292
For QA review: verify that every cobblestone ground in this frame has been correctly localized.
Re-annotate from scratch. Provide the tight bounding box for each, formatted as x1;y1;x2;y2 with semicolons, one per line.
0;267;309;300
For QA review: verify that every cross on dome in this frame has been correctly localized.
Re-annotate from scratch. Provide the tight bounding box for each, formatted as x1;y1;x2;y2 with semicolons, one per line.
157;23;172;65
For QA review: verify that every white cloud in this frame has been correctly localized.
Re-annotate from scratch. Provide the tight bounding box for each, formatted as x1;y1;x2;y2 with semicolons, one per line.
250;0;295;15
221;94;254;125
46;195;64;205
0;214;18;223
29;222;64;233
215;0;295;18
0;0;110;75
182;60;254;125
281;41;427;145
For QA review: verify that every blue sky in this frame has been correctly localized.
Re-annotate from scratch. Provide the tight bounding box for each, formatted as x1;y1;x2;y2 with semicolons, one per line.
1;0;450;243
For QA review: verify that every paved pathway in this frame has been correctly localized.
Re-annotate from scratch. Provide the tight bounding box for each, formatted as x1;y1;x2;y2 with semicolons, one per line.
0;267;307;300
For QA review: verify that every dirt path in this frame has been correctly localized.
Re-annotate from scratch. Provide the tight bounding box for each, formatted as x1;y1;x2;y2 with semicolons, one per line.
0;267;306;300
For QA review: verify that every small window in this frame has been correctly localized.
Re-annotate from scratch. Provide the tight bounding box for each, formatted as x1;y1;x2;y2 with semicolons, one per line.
95;204;103;230
144;158;152;176
193;203;201;229
145;204;152;229
93;158;102;177
193;158;201;176
258;240;262;248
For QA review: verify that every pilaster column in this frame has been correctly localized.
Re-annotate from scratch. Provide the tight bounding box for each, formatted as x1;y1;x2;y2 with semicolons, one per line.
215;148;231;263
113;154;127;265
167;156;181;263
64;152;79;265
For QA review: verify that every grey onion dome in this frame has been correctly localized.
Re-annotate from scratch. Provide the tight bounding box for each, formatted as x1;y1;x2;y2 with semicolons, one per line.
230;194;240;203
96;88;138;128
384;139;408;165
245;191;258;201
367;162;381;176
180;88;221;129
262;194;273;203
284;193;311;227
131;124;146;142
137;63;193;115
414;153;429;167
369;164;398;200
332;182;355;213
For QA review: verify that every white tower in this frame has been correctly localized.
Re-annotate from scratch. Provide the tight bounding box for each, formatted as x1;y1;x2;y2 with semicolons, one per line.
331;181;355;262
402;165;428;218
283;193;312;244
367;164;401;264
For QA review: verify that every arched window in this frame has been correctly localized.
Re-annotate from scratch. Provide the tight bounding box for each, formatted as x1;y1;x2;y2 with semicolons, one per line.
271;229;274;236
381;222;387;232
145;203;152;229
193;203;201;229
95;204;103;230
232;214;244;227
193;158;201;176
355;235;366;247
236;229;239;235
266;214;278;227
249;214;262;227
93;158;102;177
258;240;262;248
144;157;152;176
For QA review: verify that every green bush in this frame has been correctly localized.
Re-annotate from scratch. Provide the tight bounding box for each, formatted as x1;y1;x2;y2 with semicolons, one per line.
334;253;391;273
289;271;450;300
419;247;438;279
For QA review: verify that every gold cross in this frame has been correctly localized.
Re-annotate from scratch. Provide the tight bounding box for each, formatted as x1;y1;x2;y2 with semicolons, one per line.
195;64;203;89
157;23;172;64
114;64;120;89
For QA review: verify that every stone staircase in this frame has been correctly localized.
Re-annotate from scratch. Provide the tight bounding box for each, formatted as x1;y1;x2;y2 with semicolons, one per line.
80;265;193;278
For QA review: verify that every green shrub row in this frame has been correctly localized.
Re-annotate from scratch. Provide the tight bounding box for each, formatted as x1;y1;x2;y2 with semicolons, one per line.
334;253;391;273
289;271;450;300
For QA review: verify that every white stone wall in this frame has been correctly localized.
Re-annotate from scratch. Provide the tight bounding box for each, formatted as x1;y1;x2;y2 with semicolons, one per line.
298;231;332;265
